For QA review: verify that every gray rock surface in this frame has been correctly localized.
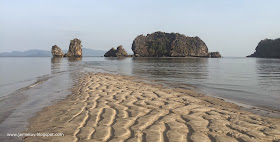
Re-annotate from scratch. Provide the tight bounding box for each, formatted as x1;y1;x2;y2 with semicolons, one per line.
51;45;64;57
132;31;209;57
104;45;129;57
209;52;222;58
65;38;82;57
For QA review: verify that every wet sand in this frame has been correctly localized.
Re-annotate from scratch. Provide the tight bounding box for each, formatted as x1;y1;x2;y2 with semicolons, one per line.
24;73;280;142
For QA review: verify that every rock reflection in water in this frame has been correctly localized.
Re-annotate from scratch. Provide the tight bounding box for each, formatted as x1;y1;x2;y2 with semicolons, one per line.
51;57;83;74
256;58;280;95
104;57;128;61
132;57;209;80
51;57;64;74
103;57;133;74
67;57;82;62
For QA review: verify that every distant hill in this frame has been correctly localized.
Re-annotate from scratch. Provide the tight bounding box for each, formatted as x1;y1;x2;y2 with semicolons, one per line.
0;48;106;57
0;50;51;57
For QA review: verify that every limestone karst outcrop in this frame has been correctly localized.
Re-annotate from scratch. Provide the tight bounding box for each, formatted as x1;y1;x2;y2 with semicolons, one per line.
65;38;83;57
51;38;83;58
247;38;280;58
209;52;222;58
104;48;116;57
104;45;129;57
51;45;64;57
132;31;216;57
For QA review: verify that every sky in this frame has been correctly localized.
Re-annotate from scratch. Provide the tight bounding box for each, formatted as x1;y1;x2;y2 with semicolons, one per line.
0;0;280;57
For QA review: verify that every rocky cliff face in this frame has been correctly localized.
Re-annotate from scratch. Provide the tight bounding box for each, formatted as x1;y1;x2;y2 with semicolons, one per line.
104;48;116;57
132;32;209;57
209;52;222;58
104;45;129;57
51;45;64;57
247;38;280;58
65;38;82;57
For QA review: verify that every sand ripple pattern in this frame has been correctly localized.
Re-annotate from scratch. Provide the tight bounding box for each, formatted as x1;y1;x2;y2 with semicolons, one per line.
25;73;280;142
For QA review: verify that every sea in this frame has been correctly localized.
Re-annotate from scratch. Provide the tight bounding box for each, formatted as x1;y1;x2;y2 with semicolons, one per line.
0;57;280;141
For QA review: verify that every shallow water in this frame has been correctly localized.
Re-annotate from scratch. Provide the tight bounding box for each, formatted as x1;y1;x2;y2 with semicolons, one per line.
0;57;83;141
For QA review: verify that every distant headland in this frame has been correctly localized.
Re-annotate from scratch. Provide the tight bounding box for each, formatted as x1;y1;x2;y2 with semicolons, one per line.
247;38;280;58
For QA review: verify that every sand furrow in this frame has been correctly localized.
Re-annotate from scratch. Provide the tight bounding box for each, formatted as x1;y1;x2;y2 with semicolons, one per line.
73;110;89;142
87;108;104;140
67;90;91;123
163;123;171;142
123;112;146;142
106;107;118;141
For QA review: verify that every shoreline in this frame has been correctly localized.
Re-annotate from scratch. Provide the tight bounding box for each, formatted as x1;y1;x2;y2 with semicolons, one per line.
23;72;280;141
110;71;280;119
140;76;280;118
0;69;77;142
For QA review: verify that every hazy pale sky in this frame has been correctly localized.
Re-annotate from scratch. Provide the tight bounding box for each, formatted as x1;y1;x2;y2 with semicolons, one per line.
1;0;280;57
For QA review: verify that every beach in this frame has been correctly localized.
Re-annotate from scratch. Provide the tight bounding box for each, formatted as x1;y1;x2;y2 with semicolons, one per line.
24;72;280;142
2;0;280;141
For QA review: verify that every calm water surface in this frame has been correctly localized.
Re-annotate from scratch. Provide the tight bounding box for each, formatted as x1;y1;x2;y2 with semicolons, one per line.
0;57;83;141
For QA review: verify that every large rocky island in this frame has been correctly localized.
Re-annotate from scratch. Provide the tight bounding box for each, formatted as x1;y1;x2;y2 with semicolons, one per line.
51;38;82;57
247;38;280;58
132;31;221;58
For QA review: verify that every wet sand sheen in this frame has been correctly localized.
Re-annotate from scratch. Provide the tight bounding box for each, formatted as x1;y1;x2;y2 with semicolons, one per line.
24;73;280;142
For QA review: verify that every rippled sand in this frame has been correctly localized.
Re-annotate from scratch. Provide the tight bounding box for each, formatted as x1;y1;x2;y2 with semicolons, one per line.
24;73;280;142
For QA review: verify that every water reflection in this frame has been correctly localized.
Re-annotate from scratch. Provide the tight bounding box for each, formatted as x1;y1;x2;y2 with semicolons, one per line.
102;57;133;74
256;58;280;95
51;57;64;74
67;57;82;62
51;57;82;74
51;57;63;63
51;57;61;72
131;57;209;80
104;57;128;61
